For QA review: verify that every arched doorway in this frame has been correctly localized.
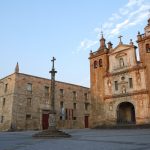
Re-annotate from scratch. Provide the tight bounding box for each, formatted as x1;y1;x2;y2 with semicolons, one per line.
117;102;136;124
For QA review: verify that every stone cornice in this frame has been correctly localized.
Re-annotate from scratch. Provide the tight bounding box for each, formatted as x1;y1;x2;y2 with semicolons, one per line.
104;89;148;100
137;34;150;43
104;65;146;78
89;51;108;59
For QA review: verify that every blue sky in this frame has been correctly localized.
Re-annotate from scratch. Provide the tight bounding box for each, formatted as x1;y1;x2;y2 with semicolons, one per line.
0;0;150;87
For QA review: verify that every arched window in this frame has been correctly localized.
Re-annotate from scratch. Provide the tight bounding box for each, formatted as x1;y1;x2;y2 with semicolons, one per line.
94;61;98;68
146;44;150;53
99;59;103;67
119;58;124;67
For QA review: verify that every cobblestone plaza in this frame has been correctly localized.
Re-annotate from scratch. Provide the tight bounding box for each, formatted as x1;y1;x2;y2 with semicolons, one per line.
0;129;150;150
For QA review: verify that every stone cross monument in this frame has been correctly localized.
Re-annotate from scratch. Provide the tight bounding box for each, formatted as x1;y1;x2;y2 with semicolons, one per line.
33;57;71;138
49;57;57;130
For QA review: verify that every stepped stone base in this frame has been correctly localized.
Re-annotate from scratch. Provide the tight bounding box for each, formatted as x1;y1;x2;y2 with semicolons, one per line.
32;128;71;138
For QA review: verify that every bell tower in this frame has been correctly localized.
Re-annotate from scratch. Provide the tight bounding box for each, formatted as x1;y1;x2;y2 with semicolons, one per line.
137;17;150;103
89;33;109;127
137;18;150;62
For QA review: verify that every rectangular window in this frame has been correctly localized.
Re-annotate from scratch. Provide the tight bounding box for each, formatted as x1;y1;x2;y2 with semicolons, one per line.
73;91;77;100
60;89;64;98
129;78;133;88
4;84;8;93
146;44;150;53
84;93;88;101
26;114;31;120
73;117;76;120
65;109;68;120
27;98;32;106
60;116;62;120
99;59;103;67
0;116;4;123
94;61;98;68
85;103;88;111
2;98;5;106
27;83;32;94
60;101;64;109
44;86;49;97
73;103;76;109
115;81;118;91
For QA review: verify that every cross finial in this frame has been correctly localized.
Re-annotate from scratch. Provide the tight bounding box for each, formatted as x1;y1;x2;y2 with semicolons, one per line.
101;31;103;38
51;57;56;69
118;35;123;44
100;25;104;38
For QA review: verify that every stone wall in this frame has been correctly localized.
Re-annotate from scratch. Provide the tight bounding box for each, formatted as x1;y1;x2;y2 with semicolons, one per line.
0;73;90;131
0;73;16;131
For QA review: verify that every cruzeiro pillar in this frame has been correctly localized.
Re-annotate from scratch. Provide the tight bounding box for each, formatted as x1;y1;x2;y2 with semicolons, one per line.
49;57;57;130
33;57;71;138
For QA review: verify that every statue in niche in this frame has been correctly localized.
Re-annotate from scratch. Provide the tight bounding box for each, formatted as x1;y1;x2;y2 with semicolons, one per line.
107;79;112;93
107;79;112;88
140;100;143;107
122;85;126;94
119;57;125;67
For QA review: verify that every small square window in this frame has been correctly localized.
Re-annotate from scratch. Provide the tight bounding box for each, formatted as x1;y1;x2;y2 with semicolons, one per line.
73;117;76;120
26;114;31;120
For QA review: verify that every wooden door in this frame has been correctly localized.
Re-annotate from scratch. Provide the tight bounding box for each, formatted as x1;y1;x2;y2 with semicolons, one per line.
84;116;89;128
42;114;49;130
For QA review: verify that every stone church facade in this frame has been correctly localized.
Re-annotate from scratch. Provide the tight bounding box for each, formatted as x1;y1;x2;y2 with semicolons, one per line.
89;18;150;127
0;69;90;131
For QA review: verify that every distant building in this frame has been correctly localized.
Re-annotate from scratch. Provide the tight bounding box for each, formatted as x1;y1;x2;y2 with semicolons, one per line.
0;68;90;131
89;18;150;127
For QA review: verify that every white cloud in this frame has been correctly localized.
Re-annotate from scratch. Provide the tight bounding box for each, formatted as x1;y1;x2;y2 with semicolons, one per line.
119;8;129;15
96;0;150;39
77;39;98;52
76;0;150;52
126;0;144;8
109;19;129;36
